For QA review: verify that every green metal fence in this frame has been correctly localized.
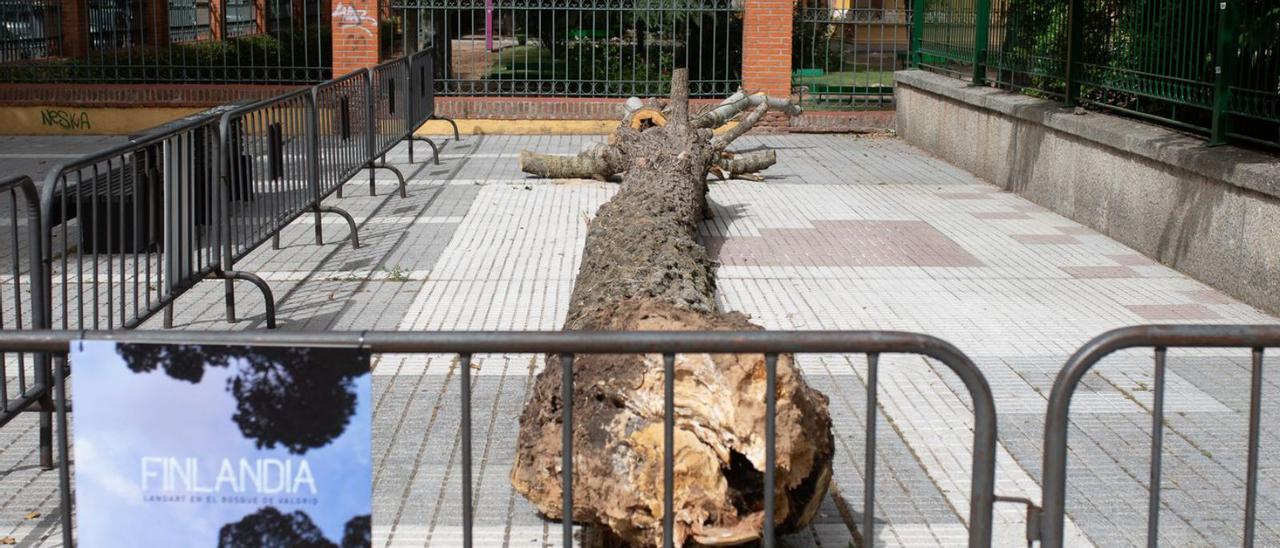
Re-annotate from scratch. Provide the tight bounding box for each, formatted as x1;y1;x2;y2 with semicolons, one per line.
792;1;913;109
389;0;743;98
913;0;1280;149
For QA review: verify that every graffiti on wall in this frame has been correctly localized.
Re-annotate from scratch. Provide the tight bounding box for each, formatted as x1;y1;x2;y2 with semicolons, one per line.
41;109;92;131
332;2;376;36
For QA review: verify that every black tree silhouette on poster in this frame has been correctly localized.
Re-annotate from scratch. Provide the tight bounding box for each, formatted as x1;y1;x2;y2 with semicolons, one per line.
217;507;372;548
114;344;367;455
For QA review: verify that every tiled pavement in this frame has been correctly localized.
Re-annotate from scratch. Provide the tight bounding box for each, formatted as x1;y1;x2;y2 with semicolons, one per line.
1;134;1277;547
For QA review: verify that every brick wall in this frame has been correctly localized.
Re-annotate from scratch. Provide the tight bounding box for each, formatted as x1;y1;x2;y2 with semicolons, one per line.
331;0;380;77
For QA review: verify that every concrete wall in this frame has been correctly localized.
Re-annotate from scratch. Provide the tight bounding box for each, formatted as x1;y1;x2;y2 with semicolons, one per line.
895;70;1280;316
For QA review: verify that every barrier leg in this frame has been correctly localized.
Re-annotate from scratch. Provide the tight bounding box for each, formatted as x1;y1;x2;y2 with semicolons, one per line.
210;270;277;329
433;114;461;141
368;165;377;197
272;232;280;250
38;362;52;470
224;276;237;323
370;162;408;198
163;303;174;329
314;205;324;245
53;353;73;548
408;138;415;164
317;205;361;249
410;136;440;165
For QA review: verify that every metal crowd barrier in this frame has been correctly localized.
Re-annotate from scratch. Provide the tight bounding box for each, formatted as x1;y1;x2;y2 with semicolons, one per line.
405;48;460;165
1;329;998;548
41;113;225;332
0;176;51;469
1036;324;1280;547
2;53;450;482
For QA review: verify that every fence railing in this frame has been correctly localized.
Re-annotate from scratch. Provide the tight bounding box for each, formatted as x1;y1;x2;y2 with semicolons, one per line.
792;2;912;109
41;114;224;332
1037;324;1280;547
0;0;330;84
13;324;1280;546
0;328;999;548
913;0;1280;149
3;50;446;485
390;0;743;98
0;176;51;469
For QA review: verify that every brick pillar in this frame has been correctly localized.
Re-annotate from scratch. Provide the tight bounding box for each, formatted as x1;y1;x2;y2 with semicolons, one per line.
144;0;171;47
210;0;225;39
331;0;380;76
292;0;306;29
60;0;87;58
741;0;794;97
254;0;268;32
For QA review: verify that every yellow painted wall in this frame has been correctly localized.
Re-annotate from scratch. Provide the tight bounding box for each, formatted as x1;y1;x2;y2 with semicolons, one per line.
0;106;738;136
0;106;206;135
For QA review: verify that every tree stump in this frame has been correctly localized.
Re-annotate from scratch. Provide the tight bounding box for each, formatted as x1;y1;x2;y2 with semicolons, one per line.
511;70;834;547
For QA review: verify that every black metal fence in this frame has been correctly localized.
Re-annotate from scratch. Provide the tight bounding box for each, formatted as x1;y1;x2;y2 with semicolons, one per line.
13;324;1277;546
0;0;330;84
41;113;224;332
792;0;912;109
0;52;448;498
389;0;743;98
0;328;1000;548
1036;324;1280;547
0;176;52;470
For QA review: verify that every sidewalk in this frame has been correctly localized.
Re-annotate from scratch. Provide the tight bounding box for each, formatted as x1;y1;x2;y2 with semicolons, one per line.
1;133;1275;546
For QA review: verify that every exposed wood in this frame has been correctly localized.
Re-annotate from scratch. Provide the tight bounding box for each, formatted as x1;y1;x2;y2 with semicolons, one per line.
518;86;799;182
511;70;833;548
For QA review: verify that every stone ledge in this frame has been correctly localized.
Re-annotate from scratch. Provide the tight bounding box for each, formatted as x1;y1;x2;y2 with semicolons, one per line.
893;70;1280;200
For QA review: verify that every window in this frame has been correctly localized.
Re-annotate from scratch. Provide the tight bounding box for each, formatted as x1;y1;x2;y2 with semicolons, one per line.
0;0;61;61
88;0;145;50
169;0;211;42
225;0;257;37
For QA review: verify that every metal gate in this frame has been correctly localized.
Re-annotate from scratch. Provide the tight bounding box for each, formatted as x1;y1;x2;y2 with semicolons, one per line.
3;328;998;548
1036;324;1280;547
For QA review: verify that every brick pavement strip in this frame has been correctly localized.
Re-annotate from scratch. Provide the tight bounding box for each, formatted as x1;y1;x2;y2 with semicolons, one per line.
0;134;1277;547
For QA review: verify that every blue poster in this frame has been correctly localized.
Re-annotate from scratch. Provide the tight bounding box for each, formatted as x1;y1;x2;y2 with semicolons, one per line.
71;340;372;547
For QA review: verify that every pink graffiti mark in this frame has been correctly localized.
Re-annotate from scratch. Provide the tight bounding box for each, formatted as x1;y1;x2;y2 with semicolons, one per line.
485;0;494;51
332;2;376;36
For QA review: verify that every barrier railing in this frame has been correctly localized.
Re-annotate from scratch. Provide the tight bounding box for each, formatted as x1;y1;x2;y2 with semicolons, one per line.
31;52;447;335
1;328;998;548
1036;324;1280;547
0;176;51;469
41;113;225;332
405;48;460;165
1;53;449;480
365;58;410;198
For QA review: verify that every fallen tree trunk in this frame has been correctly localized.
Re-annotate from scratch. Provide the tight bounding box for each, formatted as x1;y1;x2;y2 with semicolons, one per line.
511;70;834;547
518;83;801;182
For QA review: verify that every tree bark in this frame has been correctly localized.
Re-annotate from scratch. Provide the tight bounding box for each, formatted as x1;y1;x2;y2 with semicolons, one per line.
511;70;833;547
518;86;799;182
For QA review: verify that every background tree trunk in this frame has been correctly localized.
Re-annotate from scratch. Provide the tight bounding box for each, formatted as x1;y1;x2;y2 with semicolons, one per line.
510;70;834;547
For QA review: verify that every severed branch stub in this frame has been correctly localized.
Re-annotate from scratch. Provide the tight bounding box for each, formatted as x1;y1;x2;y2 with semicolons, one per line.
517;82;801;182
511;70;833;548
